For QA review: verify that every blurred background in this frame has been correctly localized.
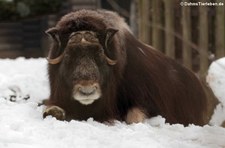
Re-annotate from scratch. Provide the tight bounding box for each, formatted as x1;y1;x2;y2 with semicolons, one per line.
0;0;224;76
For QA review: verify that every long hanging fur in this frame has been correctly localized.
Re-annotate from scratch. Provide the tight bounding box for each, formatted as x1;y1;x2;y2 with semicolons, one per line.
44;9;207;126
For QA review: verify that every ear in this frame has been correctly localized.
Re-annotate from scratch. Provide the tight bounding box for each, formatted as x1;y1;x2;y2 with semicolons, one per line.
105;28;118;49
45;27;62;64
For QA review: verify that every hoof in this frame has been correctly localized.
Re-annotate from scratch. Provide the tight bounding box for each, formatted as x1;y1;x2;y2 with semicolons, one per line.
43;106;66;120
125;107;146;124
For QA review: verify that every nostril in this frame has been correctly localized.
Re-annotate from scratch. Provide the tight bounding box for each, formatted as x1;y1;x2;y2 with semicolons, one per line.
78;85;97;96
80;91;94;96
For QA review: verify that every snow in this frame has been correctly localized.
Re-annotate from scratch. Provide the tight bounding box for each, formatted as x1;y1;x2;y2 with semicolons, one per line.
0;57;225;148
207;57;225;126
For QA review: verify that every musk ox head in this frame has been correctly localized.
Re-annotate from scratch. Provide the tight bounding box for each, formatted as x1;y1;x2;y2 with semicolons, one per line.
43;9;133;121
46;25;118;105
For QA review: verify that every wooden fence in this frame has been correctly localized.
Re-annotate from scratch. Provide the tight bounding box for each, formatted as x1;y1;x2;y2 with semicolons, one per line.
1;0;224;77
0;16;55;58
136;0;225;77
0;0;100;59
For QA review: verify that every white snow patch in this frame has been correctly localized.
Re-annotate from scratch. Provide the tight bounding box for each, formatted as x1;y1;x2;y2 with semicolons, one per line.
207;57;225;126
0;57;224;148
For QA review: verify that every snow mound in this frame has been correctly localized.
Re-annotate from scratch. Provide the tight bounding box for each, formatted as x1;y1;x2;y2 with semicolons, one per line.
0;58;225;148
207;57;225;126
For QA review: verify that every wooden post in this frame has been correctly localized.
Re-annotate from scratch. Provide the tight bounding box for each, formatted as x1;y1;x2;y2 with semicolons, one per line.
152;0;163;51
215;0;225;58
181;0;192;69
130;0;138;36
164;0;175;58
199;0;209;77
138;0;150;44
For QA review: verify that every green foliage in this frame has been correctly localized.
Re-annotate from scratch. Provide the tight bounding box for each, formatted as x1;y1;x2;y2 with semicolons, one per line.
0;0;62;21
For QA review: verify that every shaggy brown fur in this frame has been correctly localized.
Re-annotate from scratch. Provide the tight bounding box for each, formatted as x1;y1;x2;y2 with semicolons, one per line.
43;9;207;126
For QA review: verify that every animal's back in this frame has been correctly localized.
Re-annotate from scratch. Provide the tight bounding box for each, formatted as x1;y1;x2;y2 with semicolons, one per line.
118;33;207;125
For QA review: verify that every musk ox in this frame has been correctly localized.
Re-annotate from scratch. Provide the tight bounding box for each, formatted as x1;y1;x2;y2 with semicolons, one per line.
43;9;207;126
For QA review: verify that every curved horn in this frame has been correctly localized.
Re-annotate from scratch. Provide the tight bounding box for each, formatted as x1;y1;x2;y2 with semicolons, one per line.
103;54;117;65
103;28;118;66
47;52;65;64
45;28;64;64
105;28;118;50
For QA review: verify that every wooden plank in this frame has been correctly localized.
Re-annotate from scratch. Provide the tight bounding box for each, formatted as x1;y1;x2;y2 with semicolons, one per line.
181;0;192;69
72;5;98;10
164;0;175;58
138;0;150;44
130;0;138;36
69;0;99;10
24;40;40;47
0;23;22;35
23;26;41;32
0;36;22;43
152;0;163;51
0;18;48;58
0;44;23;51
22;19;41;25
199;0;209;76
215;0;225;58
0;23;21;28
0;31;23;36
70;0;97;3
0;50;24;59
23;33;41;39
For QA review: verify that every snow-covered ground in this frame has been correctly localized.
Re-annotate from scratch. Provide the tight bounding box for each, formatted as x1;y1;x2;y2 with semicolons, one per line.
207;58;225;126
0;57;225;148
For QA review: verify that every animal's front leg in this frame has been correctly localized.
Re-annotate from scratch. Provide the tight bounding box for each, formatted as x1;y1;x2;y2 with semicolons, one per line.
43;105;66;120
125;107;146;124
